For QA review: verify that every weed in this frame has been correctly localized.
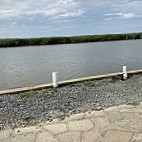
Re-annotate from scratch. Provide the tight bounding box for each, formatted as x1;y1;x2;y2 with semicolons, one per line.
43;93;54;98
83;81;95;86
126;102;139;106
41;109;46;112
20;90;37;98
42;90;54;99
95;83;103;87
21;116;35;122
17;99;27;106
42;89;48;94
103;75;122;84
69;83;82;87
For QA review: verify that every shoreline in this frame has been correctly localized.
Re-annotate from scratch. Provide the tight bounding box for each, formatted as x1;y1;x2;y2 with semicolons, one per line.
0;73;142;130
1;69;142;95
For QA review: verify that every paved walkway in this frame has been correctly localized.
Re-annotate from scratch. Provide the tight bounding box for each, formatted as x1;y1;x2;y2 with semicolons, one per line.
1;103;142;142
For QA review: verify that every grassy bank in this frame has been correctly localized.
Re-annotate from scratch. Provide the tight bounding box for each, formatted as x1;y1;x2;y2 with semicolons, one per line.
0;32;142;47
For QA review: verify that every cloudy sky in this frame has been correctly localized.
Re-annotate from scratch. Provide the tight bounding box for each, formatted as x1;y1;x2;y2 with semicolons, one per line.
0;0;142;38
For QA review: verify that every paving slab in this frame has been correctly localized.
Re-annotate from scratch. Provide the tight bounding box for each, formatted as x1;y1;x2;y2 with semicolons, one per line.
0;129;13;140
1;103;142;142
57;131;82;142
14;126;39;135
62;113;85;122
36;132;59;142
82;127;100;142
85;111;105;119
67;119;94;131
12;133;36;142
44;123;67;134
101;130;133;142
130;133;142;142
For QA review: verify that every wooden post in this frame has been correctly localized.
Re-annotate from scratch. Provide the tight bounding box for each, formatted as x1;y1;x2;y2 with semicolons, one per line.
123;66;127;80
52;72;58;88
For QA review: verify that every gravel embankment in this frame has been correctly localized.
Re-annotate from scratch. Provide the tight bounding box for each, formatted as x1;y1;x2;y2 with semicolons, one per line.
0;74;142;130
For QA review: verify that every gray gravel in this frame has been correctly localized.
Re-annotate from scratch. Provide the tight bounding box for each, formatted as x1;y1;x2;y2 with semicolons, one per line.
0;74;142;130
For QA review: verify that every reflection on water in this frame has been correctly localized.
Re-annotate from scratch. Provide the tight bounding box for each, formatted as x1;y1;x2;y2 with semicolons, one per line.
0;39;142;90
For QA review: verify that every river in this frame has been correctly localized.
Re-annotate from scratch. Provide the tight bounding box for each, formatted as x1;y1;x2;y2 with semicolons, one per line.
0;39;142;90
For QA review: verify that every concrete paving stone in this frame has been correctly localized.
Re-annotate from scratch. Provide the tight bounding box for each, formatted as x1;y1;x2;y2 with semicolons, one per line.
91;117;110;128
11;133;36;142
85;111;105;119
82;127;100;142
36;132;59;142
121;112;141;121
109;112;142;133
91;117;110;138
44;123;67;134
14;126;39;135
101;130;133;142
119;108;138;113
0;138;12;142
106;110;124;123
0;129;13;140
67;119;94;131
45;119;59;125
130;133;142;142
62;113;85;122
58;131;81;142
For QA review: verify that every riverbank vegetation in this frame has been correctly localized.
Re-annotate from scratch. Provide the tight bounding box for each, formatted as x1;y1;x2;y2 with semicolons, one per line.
0;32;142;47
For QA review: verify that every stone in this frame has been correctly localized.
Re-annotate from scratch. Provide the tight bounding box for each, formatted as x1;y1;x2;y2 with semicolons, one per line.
0;129;12;140
45;119;59;124
12;133;36;142
58;131;81;142
62;113;85;122
91;117;110;130
68;119;94;131
82;117;110;142
85;111;105;119
36;132;59;142
106;110;124;123
44;123;67;134
107;111;142;133
82;127;100;142
14;126;39;135
0;138;12;142
131;133;142;142
101;130;133;142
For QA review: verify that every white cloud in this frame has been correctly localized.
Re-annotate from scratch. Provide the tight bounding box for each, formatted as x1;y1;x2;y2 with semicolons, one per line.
55;9;85;18
105;12;135;19
0;0;81;19
11;22;16;25
123;13;135;19
25;8;65;16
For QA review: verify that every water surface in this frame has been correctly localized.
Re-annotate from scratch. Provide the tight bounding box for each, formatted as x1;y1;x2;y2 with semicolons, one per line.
0;39;142;90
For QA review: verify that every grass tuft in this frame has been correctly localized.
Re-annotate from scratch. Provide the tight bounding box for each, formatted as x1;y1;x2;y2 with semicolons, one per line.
126;102;140;106
21;116;35;122
42;89;54;99
17;99;27;106
69;83;82;87
103;75;122;84
83;81;95;86
20;90;37;98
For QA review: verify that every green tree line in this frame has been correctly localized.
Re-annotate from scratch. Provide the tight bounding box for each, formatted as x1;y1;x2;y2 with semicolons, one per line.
0;33;142;47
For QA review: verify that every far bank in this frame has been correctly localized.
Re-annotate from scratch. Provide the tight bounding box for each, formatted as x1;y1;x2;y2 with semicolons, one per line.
0;32;142;48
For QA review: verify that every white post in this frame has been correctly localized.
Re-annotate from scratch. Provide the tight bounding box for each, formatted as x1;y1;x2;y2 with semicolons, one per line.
52;72;58;88
123;66;127;80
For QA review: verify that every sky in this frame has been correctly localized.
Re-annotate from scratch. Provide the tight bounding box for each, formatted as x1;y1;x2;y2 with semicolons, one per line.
0;0;142;38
